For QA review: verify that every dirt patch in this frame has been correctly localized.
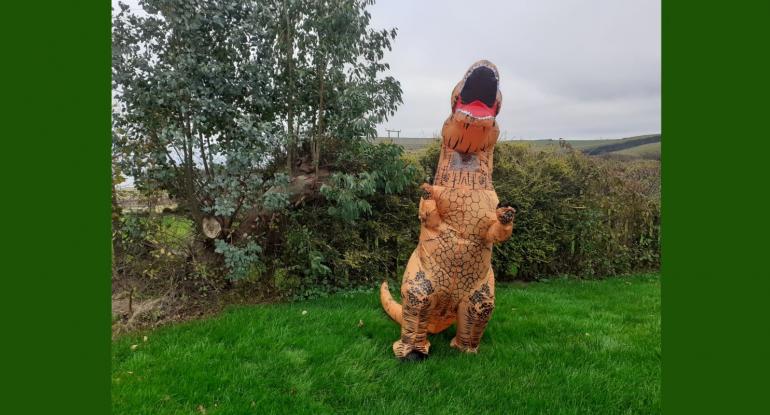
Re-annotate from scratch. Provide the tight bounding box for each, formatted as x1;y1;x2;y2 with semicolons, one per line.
112;292;178;338
111;284;277;339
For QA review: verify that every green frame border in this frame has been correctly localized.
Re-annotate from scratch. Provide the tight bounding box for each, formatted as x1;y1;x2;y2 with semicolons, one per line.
662;0;770;413
1;2;111;414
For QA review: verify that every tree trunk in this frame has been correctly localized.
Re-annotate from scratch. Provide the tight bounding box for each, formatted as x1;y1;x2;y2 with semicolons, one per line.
314;61;326;178
198;131;210;179
205;135;214;170
202;216;222;239
183;119;203;225
284;0;296;174
111;182;123;262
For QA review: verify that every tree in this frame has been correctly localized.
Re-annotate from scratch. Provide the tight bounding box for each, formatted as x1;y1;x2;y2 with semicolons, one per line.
269;0;402;173
112;0;404;279
113;0;284;239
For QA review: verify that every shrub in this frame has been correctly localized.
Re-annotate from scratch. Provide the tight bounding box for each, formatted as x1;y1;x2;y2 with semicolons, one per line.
115;140;660;302
483;142;659;279
214;239;266;281
113;213;225;296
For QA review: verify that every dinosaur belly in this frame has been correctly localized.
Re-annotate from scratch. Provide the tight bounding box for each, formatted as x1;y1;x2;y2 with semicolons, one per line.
417;186;498;333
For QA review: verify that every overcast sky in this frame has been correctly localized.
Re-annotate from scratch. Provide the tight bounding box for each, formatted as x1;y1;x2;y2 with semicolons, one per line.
114;0;660;140
369;0;660;139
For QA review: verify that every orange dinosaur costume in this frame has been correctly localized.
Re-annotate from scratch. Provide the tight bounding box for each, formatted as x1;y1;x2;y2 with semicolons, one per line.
380;60;515;360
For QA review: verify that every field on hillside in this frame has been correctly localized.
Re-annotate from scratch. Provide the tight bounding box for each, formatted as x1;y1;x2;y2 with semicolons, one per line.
524;138;609;150
112;274;661;414
612;141;661;158
378;134;661;160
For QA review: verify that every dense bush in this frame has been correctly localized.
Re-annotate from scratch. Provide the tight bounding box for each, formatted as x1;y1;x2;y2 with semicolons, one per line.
488;142;659;279
112;213;224;298
269;142;422;298
115;141;659;302
414;140;659;279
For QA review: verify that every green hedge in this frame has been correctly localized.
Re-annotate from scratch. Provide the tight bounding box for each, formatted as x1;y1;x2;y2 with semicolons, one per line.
413;141;659;280
115;141;660;299
490;143;659;279
278;141;660;293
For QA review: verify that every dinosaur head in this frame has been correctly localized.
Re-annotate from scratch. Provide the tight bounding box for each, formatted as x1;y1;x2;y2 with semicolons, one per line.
443;60;502;153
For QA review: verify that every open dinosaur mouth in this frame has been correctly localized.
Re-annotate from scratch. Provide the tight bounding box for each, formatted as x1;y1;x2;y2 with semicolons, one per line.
455;64;499;119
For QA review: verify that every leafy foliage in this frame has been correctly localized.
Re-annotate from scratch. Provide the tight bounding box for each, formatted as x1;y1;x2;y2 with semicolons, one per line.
113;0;403;283
415;140;662;281
320;172;377;221
113;0;282;229
320;142;417;222
214;239;265;281
486;142;659;279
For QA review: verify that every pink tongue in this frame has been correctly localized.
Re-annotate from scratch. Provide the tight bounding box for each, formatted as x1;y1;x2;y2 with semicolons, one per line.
456;99;496;118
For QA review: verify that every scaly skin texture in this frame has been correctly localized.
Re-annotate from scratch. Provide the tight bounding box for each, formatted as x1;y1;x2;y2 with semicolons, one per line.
380;60;515;359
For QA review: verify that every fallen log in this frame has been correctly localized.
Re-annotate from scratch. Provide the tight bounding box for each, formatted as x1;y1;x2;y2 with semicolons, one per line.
201;169;330;240
201;216;222;239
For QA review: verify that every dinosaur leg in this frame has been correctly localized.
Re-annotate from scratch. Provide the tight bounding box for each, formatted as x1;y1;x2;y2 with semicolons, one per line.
451;269;496;353
392;254;436;360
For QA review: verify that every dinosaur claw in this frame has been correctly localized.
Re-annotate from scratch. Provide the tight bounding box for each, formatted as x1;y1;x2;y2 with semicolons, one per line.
497;206;515;224
420;183;433;199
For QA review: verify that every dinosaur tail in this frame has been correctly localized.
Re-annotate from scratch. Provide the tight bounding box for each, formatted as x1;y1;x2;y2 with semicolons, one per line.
380;280;403;325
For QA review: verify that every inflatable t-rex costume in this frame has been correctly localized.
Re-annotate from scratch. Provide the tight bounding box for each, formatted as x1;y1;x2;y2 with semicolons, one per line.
380;60;515;360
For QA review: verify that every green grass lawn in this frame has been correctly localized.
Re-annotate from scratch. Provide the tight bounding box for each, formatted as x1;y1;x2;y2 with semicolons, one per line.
112;274;660;414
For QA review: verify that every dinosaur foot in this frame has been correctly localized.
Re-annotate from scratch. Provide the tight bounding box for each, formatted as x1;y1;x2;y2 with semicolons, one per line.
399;350;429;362
450;337;479;354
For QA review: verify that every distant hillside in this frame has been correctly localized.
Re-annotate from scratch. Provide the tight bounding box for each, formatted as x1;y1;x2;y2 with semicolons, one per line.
609;141;661;159
376;134;661;160
374;136;437;151
581;134;661;156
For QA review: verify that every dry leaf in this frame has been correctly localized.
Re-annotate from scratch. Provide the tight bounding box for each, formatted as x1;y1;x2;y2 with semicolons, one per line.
143;336;148;342
197;404;206;414
301;310;307;315
130;344;138;351
357;320;364;328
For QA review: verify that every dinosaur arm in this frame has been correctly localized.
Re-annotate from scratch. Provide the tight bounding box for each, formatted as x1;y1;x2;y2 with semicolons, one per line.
485;207;514;244
419;198;441;229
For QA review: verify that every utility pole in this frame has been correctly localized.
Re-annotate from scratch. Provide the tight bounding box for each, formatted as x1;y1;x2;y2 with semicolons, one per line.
385;129;401;140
